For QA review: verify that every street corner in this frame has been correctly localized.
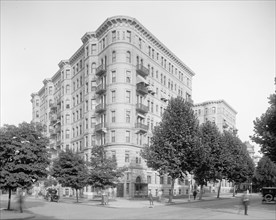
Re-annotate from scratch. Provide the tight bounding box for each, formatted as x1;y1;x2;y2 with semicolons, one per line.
0;209;35;220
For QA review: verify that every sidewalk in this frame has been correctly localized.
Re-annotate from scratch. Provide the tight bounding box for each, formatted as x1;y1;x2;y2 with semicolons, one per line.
60;192;240;208
0;193;253;219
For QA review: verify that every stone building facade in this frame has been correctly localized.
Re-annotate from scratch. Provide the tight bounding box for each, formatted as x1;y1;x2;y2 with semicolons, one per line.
30;16;195;198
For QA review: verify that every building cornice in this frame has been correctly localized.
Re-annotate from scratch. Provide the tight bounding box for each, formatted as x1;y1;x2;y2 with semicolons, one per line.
95;16;195;77
194;99;237;114
43;78;52;85
69;45;84;65
58;59;69;69
81;32;97;44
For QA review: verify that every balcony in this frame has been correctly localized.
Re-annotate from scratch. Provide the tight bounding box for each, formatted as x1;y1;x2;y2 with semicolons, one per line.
148;86;155;95
136;84;148;96
96;64;106;76
95;103;106;113
95;84;106;95
50;114;57;124
95;122;107;133
135;123;149;134
50;104;57;111
136;103;149;114
136;64;149;77
91;76;97;82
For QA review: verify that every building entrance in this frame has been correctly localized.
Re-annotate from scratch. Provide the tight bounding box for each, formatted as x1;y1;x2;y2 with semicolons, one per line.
134;176;148;198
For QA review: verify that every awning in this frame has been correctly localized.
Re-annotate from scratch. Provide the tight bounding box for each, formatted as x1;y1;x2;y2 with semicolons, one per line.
137;75;149;86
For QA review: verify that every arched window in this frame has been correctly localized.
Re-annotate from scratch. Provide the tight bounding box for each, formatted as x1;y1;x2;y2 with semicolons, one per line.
136;176;141;183
112;51;116;63
91;63;96;74
126;51;131;63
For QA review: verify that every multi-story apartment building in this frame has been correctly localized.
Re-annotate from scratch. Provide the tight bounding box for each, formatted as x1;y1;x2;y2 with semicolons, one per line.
31;16;195;198
193;100;237;193
193;100;237;133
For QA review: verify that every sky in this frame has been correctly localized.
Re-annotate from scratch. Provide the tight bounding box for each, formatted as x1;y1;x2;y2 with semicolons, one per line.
1;1;275;153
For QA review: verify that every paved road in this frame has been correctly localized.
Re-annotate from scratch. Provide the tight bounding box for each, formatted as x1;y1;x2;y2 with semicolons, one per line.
1;194;275;219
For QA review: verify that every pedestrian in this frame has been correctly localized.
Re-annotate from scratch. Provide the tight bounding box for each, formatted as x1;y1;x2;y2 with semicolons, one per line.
241;190;250;215
193;189;197;200
17;189;25;213
149;192;154;207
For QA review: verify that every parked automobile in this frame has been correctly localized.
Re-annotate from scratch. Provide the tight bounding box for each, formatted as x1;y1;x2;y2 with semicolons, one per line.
261;187;276;203
45;188;59;202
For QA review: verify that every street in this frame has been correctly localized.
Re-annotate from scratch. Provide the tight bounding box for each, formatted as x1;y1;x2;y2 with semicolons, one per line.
1;194;275;219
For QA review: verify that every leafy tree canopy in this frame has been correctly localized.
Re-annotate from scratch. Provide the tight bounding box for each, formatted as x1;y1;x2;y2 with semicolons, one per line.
193;121;223;187
88;145;126;189
141;97;199;202
51;149;89;193
254;156;276;187
0;122;50;190
0;122;50;209
222;131;255;185
251;93;276;163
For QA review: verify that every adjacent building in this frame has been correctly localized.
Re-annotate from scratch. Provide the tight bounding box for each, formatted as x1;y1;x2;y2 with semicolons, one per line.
31;16;195;198
193;100;237;133
193;100;238;192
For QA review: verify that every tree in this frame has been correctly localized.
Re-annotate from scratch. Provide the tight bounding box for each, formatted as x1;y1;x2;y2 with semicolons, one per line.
193;121;223;199
88;145;126;189
141;97;199;203
253;156;276;188
0;122;50;210
222;131;255;196
251;93;276;163
51;149;89;202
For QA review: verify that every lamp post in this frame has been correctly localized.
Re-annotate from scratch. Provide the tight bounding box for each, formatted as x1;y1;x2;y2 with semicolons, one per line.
188;173;192;202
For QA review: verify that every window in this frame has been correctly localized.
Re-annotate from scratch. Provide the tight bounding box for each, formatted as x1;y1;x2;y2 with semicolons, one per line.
91;44;96;54
126;91;131;103
126;30;131;43
91;63;96;74
111;131;115;142
112;51;116;63
147;175;152;184
126;131;130;143
111;70;116;83
66;114;70;124
160;176;164;184
125;151;130;162
126;51;131;63
167;177;171;184
111;90;116;102
65;99;70;109
112;30;116;42
212;107;216;114
126;110;130;123
126;70;131;83
65;129;70;139
111;150;116;160
139;38;142;49
111;110;116;123
66;85;70;94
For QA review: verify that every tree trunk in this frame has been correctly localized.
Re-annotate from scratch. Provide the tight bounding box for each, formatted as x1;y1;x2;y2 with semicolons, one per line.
232;182;236;197
198;185;203;200
168;179;175;203
217;179;222;198
7;188;12;210
76;189;79;203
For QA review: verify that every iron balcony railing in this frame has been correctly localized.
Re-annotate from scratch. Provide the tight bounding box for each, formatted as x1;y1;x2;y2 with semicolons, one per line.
96;64;106;76
136;103;149;114
136;64;149;77
136;84;148;95
95;103;106;113
96;84;106;94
